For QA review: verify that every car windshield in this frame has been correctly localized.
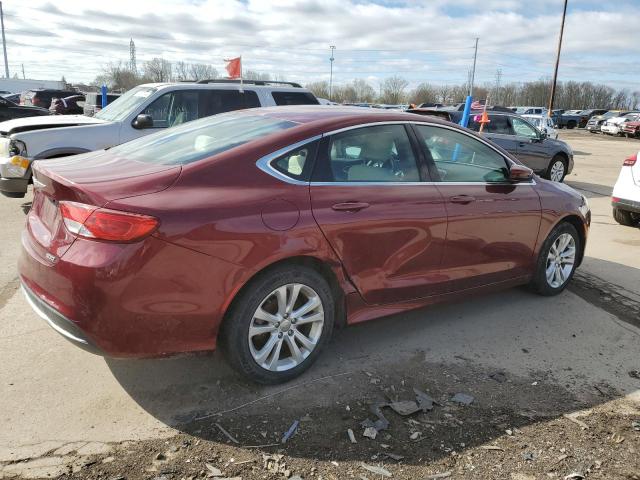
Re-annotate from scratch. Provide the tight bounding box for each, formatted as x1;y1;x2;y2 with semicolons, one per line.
94;86;157;122
108;112;298;166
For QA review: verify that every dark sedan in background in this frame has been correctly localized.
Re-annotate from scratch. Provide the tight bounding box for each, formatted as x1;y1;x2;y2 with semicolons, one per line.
408;108;573;182
0;95;50;121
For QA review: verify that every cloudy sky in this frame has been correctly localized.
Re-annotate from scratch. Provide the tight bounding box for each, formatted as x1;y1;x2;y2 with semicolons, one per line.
3;0;639;90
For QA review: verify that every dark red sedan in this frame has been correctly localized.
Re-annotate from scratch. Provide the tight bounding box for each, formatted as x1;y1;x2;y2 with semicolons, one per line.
19;106;590;383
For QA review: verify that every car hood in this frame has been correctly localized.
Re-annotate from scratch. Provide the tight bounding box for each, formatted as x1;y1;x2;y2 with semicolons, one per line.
544;136;572;153
0;114;107;136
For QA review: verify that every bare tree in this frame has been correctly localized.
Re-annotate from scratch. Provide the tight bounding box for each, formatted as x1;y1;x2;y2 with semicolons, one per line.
379;76;408;104
306;81;330;99
143;58;172;82
352;79;376;103
409;83;438;105
243;69;271;81
190;63;218;81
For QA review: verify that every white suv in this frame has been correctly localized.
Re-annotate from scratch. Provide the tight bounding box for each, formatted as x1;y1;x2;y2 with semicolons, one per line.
0;80;318;198
612;151;640;226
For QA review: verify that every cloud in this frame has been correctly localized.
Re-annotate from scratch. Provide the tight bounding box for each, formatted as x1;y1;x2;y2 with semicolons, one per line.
2;0;638;90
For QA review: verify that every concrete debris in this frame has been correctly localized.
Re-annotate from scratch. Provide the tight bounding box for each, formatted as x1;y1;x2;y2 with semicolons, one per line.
363;427;378;439
263;454;288;476
389;400;421;416
451;393;475;406
563;413;589;429
382;452;404;461
522;452;535;461
632;420;640;431
426;472;452;479
489;371;507;383
360;462;392;477
479;445;504;451
629;370;640;380
409;432;421;440
205;463;224;477
348;428;358;444
563;473;585;480
282;420;300;444
413;388;436;411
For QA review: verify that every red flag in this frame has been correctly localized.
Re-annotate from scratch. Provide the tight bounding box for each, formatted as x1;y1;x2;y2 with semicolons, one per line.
225;57;241;79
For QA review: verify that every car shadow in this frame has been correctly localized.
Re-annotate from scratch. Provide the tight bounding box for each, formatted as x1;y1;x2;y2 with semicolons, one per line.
104;256;640;466
565;180;610;198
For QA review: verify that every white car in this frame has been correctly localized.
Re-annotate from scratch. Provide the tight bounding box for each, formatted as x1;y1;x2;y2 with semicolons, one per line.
0;81;319;198
522;114;559;139
612;151;640;226
601;112;640;136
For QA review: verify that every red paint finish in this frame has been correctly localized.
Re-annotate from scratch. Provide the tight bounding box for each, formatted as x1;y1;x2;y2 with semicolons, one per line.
18;106;589;358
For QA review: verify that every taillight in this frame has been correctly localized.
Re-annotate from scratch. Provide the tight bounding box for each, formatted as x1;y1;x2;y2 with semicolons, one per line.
623;154;637;166
59;201;158;242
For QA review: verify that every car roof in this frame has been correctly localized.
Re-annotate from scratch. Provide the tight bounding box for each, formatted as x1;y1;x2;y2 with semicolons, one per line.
145;82;312;93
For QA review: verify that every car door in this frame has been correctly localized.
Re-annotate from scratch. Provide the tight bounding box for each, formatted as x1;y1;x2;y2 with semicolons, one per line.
309;123;448;304
412;123;541;292
511;116;550;172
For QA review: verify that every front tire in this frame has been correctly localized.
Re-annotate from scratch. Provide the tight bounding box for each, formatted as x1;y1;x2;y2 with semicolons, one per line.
567;121;576;129
530;222;580;296
221;266;335;384
613;207;638;226
546;155;567;182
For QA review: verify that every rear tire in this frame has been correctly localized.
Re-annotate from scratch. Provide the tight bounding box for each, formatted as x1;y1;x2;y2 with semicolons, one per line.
546;155;567;182
530;222;580;296
613;207;637;226
220;265;335;384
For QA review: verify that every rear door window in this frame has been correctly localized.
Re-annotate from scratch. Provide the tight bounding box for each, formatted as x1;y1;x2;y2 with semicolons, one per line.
272;91;319;106
201;89;260;117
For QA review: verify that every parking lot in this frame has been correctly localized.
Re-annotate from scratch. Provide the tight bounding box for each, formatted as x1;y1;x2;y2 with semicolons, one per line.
1;130;639;479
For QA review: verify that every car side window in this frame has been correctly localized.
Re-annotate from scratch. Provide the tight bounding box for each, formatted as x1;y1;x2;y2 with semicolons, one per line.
141;90;200;128
316;124;420;182
415;125;510;183
272;91;319;106
201;89;261;117
272;141;319;181
511;117;539;139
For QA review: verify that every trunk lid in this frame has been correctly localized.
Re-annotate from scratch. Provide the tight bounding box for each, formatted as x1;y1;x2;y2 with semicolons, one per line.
27;151;180;260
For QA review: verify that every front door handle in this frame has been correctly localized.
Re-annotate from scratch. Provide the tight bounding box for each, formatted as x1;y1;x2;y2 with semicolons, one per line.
331;202;370;212
450;195;476;204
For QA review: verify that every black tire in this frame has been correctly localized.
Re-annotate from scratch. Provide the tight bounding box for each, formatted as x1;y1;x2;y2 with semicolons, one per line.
613;207;637;226
589;130;597;134
530;222;580;296
566;121;577;129
220;265;335;384
545;155;567;182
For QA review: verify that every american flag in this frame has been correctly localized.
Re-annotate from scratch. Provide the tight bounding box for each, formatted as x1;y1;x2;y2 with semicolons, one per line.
471;99;485;110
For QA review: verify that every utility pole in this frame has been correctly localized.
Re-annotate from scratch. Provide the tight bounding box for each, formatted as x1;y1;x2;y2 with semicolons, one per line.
329;45;335;101
0;2;9;78
468;37;478;97
494;68;502;105
548;0;568;117
129;38;137;74
21;63;24;79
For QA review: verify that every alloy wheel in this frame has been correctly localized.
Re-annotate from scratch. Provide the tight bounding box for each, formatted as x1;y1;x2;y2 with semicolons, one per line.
248;283;325;372
545;233;576;288
550;160;565;182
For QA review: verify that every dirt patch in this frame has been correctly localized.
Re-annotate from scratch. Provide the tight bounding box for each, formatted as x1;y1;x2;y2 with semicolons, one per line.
2;360;638;479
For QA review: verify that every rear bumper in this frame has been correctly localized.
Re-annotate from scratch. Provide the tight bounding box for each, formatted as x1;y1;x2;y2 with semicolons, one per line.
612;197;640;214
21;281;102;355
18;229;242;357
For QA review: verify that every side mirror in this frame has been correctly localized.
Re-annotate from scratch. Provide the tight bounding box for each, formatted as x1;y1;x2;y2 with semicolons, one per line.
132;114;153;129
509;164;534;182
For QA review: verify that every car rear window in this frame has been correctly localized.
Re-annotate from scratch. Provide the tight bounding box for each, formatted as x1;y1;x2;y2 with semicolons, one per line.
271;91;319;106
108;113;297;166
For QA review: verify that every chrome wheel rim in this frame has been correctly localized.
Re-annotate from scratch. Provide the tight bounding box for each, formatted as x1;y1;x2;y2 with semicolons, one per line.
546;233;576;288
550;161;565;182
248;283;324;372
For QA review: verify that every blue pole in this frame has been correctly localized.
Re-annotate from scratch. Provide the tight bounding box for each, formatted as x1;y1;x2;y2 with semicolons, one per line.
101;85;107;109
459;95;473;128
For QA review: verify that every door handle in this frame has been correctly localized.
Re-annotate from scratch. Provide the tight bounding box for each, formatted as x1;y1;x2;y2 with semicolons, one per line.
331;202;370;212
518;142;526;147
450;195;475;204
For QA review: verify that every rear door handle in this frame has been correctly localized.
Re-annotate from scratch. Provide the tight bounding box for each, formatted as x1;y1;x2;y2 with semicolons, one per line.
331;202;370;212
450;195;475;205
